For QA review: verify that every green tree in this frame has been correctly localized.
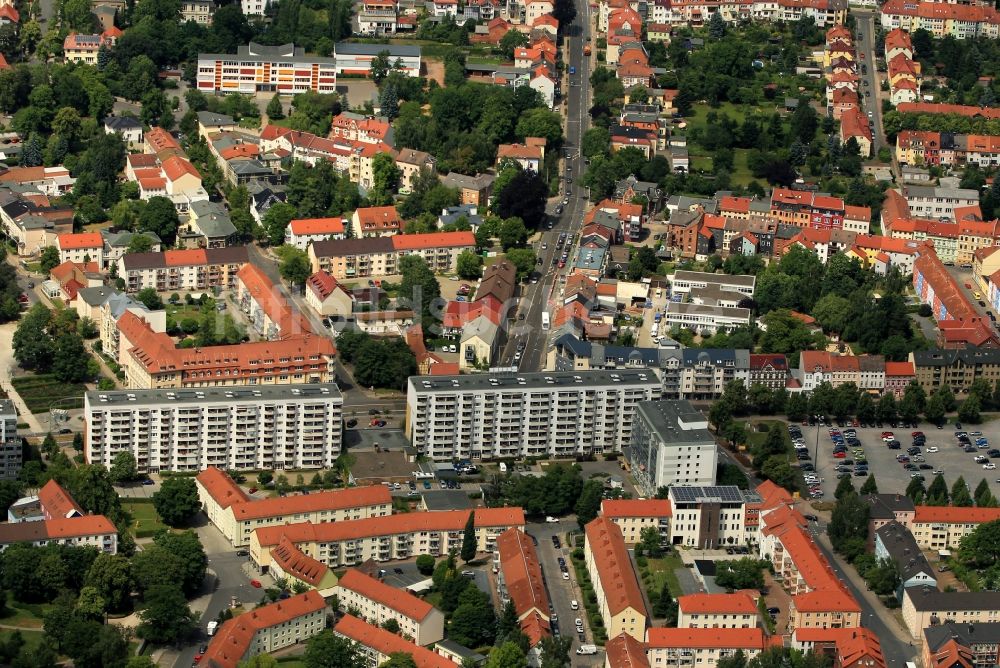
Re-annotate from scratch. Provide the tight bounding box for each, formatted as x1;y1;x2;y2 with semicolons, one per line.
456;251;483;280
263;202;296;247
905;476;926;504
84;553;133;613
653;581;677;623
278;247;312;288
109;451;138;484
539;636;572;668
498;29;528;60
150;530;207;596
397;255;441;331
952;476;973;507
152;477;201;527
835;475;855;500
416;554;435;575
714;558;766;590
498;216;528;250
51;332;94;383
637;526;663;558
936;384;957;412
575;479;604;528
860;474;878;495
137;196;180;245
975;478;997;507
449;587;497;647
959;395;982;424
925;392;947;425
460;511;477;563
927;474;949;506
485;641;527;668
266;94;285;120
0;480;24;518
828;491;869;561
369;152;400;206
136;583;195;644
12;304;55;371
39;246;61;273
379;654;417;668
959;519;1000;567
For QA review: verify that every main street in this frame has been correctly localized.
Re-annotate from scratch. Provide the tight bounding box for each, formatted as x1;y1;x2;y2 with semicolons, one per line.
498;0;593;372
853;11;886;156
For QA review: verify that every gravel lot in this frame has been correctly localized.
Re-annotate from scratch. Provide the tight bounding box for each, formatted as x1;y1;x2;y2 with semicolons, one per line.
800;420;1000;501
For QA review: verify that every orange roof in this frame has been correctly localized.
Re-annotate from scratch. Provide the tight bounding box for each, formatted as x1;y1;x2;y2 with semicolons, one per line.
884;361;914;377
720;196;752;214
39;479;83;519
290;217;346;236
776;524;860;613
355;206;402;228
196;467;251;509
57;232;103;250
219;144;259;160
914;250;977;323
231;485;390;522
203;591;326;668
844;205;871;222
427;362;460;375
884;28;912;52
235;263;312;337
897;102;1000;119
145;127;181;153
337;568;435;622
306;271;343;301
253;508;526;548
334;615;454;668
605;632;650;668
793;587;861;613
270;536;330;587
0;5;18;22
138;176;167;192
117;311;156;349
882;0;1000;24
496;528;550;646
584;517;646;617
391;231;476;251
841;107;873;142
678;592;757;615
498;143;544;160
646;628;768;650
912;506;1000;524
754;479;794;511
162;155;201;182
600;499;672;518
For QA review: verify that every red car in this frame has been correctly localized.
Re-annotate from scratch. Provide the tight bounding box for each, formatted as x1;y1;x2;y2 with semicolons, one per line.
194;654;203;664
250;579;262;588
965;282;973;289
833;451;846;458
881;431;894;438
911;431;924;437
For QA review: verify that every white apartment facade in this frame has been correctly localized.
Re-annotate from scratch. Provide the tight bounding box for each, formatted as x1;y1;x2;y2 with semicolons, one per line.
599;499;673;545
668;270;757;297
668;486;751;548
629;400;718;497
0;401;20;480
85;385;343;474
405;370;661;461
334;569;445;646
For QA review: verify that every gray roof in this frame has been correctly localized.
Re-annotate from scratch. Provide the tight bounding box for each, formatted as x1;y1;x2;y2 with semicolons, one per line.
672;270;756;289
461;315;499;343
335;42;421;58
904;588;1000;612
864;493;915;520
924;623;1000;652
196;111;235;127
194;213;236;239
421;490;474;511
903;185;978;201
86;383;342;408
229;159;272;175
75;286;120;308
874;521;935;583
575;246;605;270
441;172;494;191
105;292;151;320
552;333;666;367
434;639;485;662
408;369;661;394
912;348;1000;368
103;229;161;248
666;302;752;320
678;348;751;368
104;116;142;131
637;399;715;446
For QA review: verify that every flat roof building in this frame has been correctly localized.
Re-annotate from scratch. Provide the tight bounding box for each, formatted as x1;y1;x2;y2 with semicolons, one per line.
628;400;718;496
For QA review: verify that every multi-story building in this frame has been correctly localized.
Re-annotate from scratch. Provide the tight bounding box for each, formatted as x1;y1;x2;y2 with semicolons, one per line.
405;370;661;461
669;270;756;297
909;506;1000;551
0;481;115;552
118;247;248;293
351;206;404;238
628;400;718;497
873;521;936;599
268;536;339;593
912;248;999;348
584;517;647;641
308;232;476;279
85;385;343;474
910;348;1000;395
748;354;790;391
234;264;312;340
333;42;421;77
664;301;752;334
903;590;1000;639
668;486;754;549
661;349;752;400
63;28;120;64
56;232;105;266
285;217;347;250
356;0;398;34
334;615;454;668
334;569;445;646
196;467;392;546
923;623;1000;668
902;185;979;220
196;43;337;94
646;628;775;666
0;401;19;480
494;528;552;646
599;499;672;545
201;591;327;668
880;0;1000;39
791;628;886;668
249;508;526;567
676;592;760;629
604;633;649;668
181;0;215;23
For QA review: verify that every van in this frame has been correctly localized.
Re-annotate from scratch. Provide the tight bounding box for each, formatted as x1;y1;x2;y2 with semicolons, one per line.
499;462;508;472
655;288;662;299
576;645;598;655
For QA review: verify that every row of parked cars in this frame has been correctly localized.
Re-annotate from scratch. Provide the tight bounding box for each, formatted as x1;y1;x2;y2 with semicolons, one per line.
788;425;824;498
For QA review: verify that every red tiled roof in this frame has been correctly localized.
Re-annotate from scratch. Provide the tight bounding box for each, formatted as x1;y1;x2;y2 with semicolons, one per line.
605;632;650;668
57;232;103;250
337;568;435;622
678;592;757;615
584;517;646;617
290;218;346;236
39;480;83;519
600;499;672;518
334;615;454;668
646;628;768;650
896;102;1000;119
231;484;390;522
912;506;1000;524
162;156;201;182
196;467;251;509
355;206;402;228
884;361;914;377
391;231;476;251
270;536;331;587
235;263;312;337
496;528;551;646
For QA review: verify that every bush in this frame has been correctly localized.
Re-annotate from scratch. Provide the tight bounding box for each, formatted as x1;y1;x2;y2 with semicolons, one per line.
416;554;435;575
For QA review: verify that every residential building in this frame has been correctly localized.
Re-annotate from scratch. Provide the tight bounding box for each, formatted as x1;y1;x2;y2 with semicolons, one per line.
604;632;650;668
903;589;1000;639
880;0;1000;39
196;467;392;547
668;486;754;549
922;623;1000;668
864;493;916;536
903;185;979;220
249;507;526;568
395;148;435;194
885;361;916;397
356;0;397;34
201;591;327;668
333;615;455;668
334;569;445;646
669;270;756;297
0;515;118;553
497;141;545;172
304;271;360;316
661;349;752;400
117;247;248;293
909;505;1000;551
910;348;1000;395
791;628;886;668
0;165;75;197
351;206;404;238
181;0;215;23
494;528;551;646
749;354;790;391
664;301;752;334
599;498;672;545
56;232;104;266
912;247;999;348
196;43;337;94
873;521;936;599
584;517;647;641
103;116;143;146
628;400;718;497
63;29;119;64
85;385;342;474
405;370;661;461
840;107;873;157
0;401;19;481
646;628;775;667
308;232;476;279
268;536;339;594
677;592;760;629
234;263;312;340
440;172;494;207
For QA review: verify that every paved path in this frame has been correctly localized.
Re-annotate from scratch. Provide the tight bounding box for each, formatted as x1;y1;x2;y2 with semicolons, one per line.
0;323;45;434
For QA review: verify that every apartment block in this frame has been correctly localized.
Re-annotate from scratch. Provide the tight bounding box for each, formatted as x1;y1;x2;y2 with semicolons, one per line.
405;370;661;461
285;217;347;250
903;589;1000;639
117;247;248;293
201;591;327;668
910;348;1000;395
923;623;1000;668
0;481;116;553
0;401;19;480
660;349;751;400
197;43;336;94
584;517;647;641
196;467;392;546
334;615;454;668
56;232;104;266
599;499;672;545
909;506;1000;551
268;536;339;593
308;231;476;279
628;400;718;497
902;185;979;220
249;508;526;567
85;384;343;473
663;301;752;335
791;628;886;668
677;592;760;629
646;628;775;666
880;0;1000;39
234;263;313;340
494;527;552;646
668;486;755;549
334;569;445;646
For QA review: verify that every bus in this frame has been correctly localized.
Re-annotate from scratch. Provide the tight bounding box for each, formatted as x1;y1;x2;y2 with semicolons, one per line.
541;311;550;330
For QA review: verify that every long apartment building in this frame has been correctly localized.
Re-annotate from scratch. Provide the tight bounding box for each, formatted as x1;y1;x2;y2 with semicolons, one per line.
584;516;647;641
118;247;249;293
910;347;1000;395
197;42;337;94
0;401;19;480
895;130;1000;169
880;0;1000;39
333;615;454;668
333;569;445;646
201;591;327;668
0;480;117;553
307;231;476;279
84;384;343;474
908;506;1000;551
628;400;718;497
405;370;661;461
249;507;526;568
234;263;313;341
494;528;552;647
196;467;393;546
599;498;672;545
903;589;1000;639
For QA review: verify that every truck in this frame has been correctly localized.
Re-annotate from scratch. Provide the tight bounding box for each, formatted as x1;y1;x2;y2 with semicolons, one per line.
583;45;591;56
576;645;598;655
207;621;219;637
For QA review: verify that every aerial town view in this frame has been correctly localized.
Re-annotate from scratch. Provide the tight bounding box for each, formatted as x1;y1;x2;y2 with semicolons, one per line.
2;0;1000;663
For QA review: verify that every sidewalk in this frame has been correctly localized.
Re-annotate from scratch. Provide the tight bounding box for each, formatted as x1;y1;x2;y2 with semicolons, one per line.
0;323;45;434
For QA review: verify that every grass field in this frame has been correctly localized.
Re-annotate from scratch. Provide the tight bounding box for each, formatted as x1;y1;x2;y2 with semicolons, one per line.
122;500;169;538
0;592;54;629
643;553;685;598
10;375;86;414
0;629;47;652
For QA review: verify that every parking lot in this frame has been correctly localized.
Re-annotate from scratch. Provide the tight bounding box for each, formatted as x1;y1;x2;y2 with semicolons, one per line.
792;419;1000;502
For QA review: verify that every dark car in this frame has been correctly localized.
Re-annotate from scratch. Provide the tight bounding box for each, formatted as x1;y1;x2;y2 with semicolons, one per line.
346;418;358;428
907;447;921;455
369;409;381;415
919;464;934;470
904;463;919;471
804;514;819;522
142;478;155;485
799;463;815;471
394;567;404;574
236;549;249;556
988;449;1000;458
965;445;978;453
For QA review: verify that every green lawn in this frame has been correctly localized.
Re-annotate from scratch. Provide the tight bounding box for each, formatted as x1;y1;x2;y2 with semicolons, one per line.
0;629;48;652
277;659;307;668
9;375;85;414
165;303;205;324
745;419;792;454
122;500;169;538
642;553;685;598
0;592;54;629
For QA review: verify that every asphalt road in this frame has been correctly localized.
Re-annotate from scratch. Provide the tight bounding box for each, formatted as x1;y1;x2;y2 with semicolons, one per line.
853;11;885;156
498;0;593;372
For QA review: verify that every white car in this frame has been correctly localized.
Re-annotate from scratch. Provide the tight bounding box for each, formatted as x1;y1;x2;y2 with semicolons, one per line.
545;516;559;523
562;572;570;580
575;618;583;627
985;463;997;470
926;446;939;453
570;600;579;610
